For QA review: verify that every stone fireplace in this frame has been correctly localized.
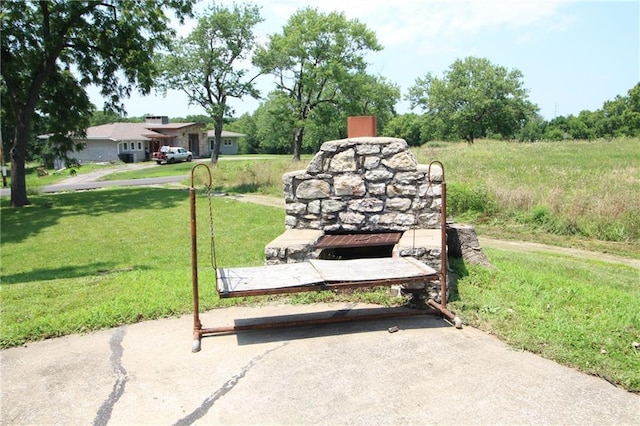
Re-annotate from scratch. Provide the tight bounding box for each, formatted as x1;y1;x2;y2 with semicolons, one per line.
265;136;446;301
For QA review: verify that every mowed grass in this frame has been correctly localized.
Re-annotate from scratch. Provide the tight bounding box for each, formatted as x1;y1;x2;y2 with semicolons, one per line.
448;252;640;392
0;187;286;348
9;162;118;189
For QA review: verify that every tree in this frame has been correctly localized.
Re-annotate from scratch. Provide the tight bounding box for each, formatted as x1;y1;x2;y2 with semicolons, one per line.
382;113;424;146
254;92;297;154
408;57;538;144
226;112;259;154
1;0;194;207
254;7;382;160
544;116;568;141
567;111;596;140
303;74;400;148
158;3;263;164
597;83;640;138
517;113;547;142
335;74;400;133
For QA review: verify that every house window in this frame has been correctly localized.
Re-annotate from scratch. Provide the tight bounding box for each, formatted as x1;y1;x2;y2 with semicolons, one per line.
137;142;142;150
122;142;128;151
210;138;234;150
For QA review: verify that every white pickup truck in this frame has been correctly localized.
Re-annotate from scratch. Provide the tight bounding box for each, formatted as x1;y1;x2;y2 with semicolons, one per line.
153;146;193;164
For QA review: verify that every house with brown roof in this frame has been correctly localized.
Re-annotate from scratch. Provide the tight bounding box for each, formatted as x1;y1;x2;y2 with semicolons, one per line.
69;116;207;163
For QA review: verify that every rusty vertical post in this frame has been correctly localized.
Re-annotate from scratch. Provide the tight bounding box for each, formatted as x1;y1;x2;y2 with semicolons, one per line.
190;185;202;352
190;163;212;353
440;178;447;310
425;161;461;328
428;160;448;309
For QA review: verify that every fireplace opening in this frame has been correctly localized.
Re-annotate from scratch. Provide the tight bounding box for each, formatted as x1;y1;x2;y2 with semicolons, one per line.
314;231;402;260
319;245;394;260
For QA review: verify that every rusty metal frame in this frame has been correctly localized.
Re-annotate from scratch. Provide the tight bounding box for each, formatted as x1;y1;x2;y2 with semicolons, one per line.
423;161;463;328
190;161;461;353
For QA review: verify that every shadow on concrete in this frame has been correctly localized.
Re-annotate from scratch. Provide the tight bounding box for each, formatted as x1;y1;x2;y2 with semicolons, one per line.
202;306;450;346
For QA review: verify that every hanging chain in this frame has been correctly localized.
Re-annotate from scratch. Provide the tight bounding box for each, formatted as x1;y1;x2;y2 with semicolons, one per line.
205;182;218;271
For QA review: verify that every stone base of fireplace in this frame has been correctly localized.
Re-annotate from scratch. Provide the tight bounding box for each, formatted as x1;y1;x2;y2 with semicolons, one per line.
264;228;447;301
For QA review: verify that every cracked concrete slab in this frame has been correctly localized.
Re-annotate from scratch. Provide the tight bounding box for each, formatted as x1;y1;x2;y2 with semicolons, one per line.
1;303;639;425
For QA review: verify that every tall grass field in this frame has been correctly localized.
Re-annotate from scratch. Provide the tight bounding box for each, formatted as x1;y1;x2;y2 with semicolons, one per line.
1;138;638;392
414;138;639;252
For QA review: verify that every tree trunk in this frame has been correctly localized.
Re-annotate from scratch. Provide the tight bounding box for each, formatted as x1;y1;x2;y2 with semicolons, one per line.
10;110;32;207
210;116;224;166
0;129;7;188
447;223;492;268
292;126;304;161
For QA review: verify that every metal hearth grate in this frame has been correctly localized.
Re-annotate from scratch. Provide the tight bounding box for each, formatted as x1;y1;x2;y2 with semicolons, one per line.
314;232;403;249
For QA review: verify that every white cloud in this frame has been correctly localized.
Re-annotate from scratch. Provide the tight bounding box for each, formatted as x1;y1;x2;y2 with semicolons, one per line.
92;0;585;117
247;0;573;54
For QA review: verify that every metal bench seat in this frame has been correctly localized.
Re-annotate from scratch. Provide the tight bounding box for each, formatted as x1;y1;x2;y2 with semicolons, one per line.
217;257;438;298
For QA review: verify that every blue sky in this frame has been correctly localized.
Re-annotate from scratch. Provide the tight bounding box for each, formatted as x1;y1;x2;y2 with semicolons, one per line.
88;0;639;121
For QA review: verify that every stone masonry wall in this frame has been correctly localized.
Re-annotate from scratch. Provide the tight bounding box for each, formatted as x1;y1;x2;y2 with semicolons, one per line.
283;137;442;232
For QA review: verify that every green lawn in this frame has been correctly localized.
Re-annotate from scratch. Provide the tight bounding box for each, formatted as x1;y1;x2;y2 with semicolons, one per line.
12;162;117;189
1;186;638;391
0;187;285;346
102;156;309;197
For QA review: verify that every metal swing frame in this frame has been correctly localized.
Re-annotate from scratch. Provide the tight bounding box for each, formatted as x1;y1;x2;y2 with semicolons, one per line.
189;162;461;353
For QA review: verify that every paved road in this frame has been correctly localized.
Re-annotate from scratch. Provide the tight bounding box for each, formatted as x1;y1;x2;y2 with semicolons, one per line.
0;175;186;197
2;303;638;425
0;163;187;197
0;158;281;198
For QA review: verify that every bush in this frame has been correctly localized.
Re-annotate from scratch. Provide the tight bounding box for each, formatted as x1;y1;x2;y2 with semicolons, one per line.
448;182;497;219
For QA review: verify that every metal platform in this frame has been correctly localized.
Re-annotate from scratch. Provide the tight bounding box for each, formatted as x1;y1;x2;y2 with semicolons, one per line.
217;256;437;298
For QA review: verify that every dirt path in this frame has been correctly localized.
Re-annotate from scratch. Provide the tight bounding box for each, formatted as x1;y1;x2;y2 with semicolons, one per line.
479;237;640;269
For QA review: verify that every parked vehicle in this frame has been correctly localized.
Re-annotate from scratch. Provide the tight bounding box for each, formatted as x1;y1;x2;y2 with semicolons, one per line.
153;146;193;164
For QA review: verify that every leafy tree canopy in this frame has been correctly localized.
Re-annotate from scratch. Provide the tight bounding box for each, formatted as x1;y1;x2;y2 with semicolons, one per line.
521;82;640;142
1;0;195;206
157;2;263;163
382;113;424;146
253;7;382;160
408;56;538;144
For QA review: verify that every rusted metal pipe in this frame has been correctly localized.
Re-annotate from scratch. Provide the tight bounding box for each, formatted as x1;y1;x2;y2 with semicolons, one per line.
426;161;461;329
428;160;448;310
427;299;463;329
190;164;213;352
440;180;447;309
190;185;202;352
